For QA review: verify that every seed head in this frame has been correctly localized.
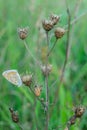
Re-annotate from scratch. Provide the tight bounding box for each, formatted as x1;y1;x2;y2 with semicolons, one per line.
55;27;66;39
75;106;85;118
12;112;19;123
17;27;29;40
50;14;60;25
9;108;19;123
34;85;42;97
68;115;76;126
41;64;52;76
42;20;54;31
21;74;32;87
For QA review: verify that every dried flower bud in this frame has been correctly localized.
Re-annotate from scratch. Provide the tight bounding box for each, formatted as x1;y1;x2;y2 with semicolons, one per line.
34;85;42;96
9;108;19;123
55;27;66;39
17;27;28;40
67;115;76;126
41;64;52;76
12;112;19;123
42;20;54;31
21;74;32;86
50;14;60;25
75;106;85;118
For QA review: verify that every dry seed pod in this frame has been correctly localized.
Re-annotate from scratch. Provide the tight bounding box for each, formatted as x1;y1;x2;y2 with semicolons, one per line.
17;27;29;40
75;106;85;118
34;86;42;97
41;64;52;76
42;20;54;31
55;27;66;39
12;112;19;123
21;74;32;86
9;108;19;123
50;14;60;25
67;115;76;126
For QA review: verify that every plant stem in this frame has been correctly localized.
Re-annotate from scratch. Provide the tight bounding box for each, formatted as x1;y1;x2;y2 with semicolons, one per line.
45;31;49;130
50;11;87;89
47;39;58;57
45;74;49;129
23;40;41;67
17;123;23;130
49;0;71;118
46;31;49;46
29;86;46;108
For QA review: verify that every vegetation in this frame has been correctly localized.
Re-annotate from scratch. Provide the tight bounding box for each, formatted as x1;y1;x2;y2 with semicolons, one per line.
0;0;87;130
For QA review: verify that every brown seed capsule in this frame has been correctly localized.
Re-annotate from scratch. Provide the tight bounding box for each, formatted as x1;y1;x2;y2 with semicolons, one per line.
9;108;19;123
41;64;52;76
17;27;28;40
68;115;76;126
50;14;60;25
12;112;19;123
42;20;54;31
55;27;66;39
21;74;32;86
75;106;85;118
34;86;42;97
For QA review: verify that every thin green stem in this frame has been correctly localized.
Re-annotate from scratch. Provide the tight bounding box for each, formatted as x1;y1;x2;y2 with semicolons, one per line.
17;123;24;130
45;75;49;130
45;31;49;130
23;40;41;67
47;39;58;57
46;31;49;46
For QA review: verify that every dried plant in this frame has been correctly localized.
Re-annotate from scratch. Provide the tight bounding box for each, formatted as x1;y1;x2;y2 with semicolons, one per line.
64;106;85;130
2;1;87;129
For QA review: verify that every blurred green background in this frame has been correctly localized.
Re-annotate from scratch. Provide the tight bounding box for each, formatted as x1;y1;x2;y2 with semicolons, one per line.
0;0;87;129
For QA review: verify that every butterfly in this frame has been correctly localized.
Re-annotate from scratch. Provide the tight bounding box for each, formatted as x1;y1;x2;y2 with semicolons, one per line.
2;70;22;87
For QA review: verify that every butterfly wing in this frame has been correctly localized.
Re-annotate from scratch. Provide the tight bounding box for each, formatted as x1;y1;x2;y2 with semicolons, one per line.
2;70;22;87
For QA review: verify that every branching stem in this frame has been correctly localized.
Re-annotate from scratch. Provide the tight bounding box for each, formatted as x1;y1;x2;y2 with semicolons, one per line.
50;0;71;118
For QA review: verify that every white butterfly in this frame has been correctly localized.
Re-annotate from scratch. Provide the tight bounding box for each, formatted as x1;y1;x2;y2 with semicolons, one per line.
2;70;22;87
